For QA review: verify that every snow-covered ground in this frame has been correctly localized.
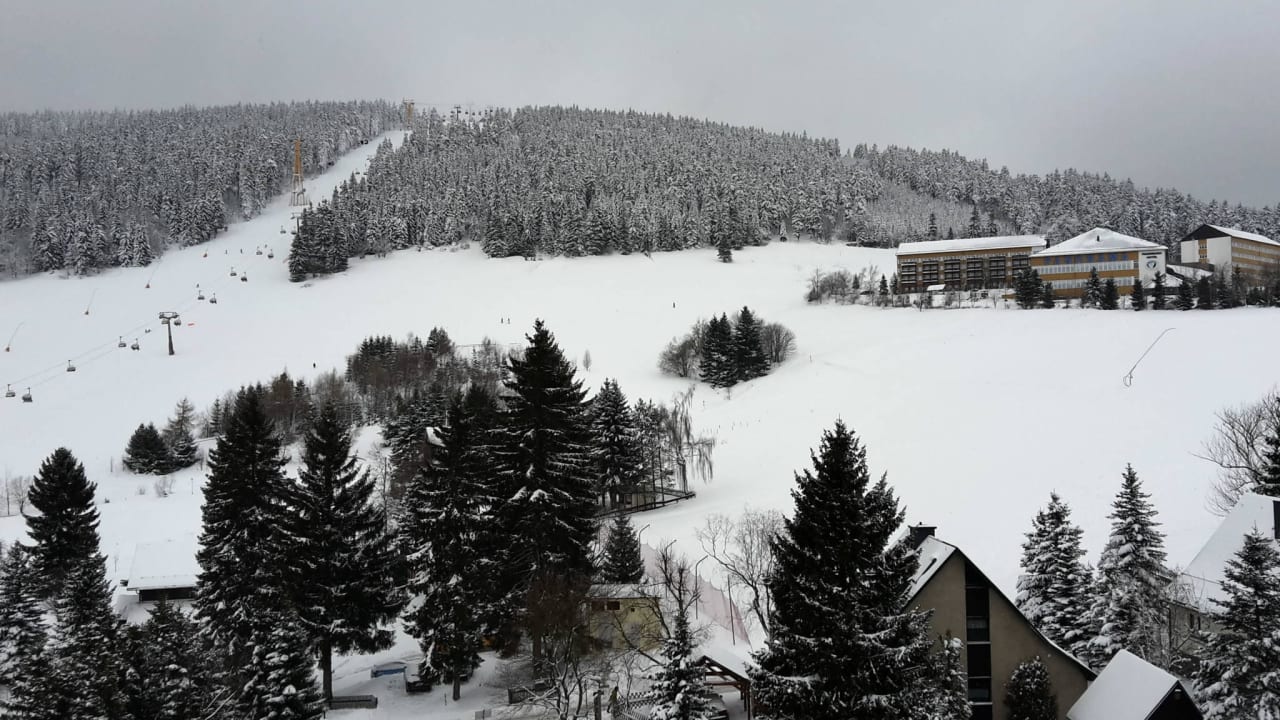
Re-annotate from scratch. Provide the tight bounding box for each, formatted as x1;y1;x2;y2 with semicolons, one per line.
2;129;1277;713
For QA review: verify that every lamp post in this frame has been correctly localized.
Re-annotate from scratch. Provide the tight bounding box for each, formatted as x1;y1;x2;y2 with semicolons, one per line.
158;312;180;356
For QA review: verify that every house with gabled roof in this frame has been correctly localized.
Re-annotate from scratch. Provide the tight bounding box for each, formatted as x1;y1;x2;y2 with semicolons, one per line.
906;526;1096;720
1068;649;1202;720
1169;492;1280;646
123;534;199;605
1179;224;1280;283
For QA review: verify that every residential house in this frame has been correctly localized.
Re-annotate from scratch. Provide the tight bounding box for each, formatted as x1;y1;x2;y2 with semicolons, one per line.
908;526;1096;720
1068;649;1202;720
585;583;664;651
895;236;1047;294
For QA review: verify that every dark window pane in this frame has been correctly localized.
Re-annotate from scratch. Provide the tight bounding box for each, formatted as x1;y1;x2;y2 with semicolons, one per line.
967;679;992;702
966;616;990;642
970;704;994;720
965;586;989;616
968;644;992;677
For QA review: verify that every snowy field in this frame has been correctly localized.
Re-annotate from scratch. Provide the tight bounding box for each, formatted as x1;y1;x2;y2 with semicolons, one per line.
2;131;1278;706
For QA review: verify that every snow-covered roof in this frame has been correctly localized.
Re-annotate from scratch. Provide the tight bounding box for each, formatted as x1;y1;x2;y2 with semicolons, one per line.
1067;649;1187;720
588;583;659;599
896;235;1046;257
908;535;957;600
1176;492;1279;613
1202;224;1280;247
126;535;200;591
925;283;947;292
1035;228;1164;257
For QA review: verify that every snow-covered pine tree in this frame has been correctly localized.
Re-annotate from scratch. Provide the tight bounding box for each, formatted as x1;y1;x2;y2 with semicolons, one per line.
929;633;971;720
1174;277;1194;310
402;387;496;700
967;206;983;237
237;609;325;720
45;555;130;720
1041;281;1056;308
750;420;935;718
716;230;733;262
1196;276;1214;310
1256;418;1280;497
1101;279;1119;310
1152;272;1167;309
162;398;200;470
1083;268;1103;308
1131;278;1146;310
194;385;294;669
731;307;769;382
0;544;46;686
1016;493;1093;656
123;422;172;475
1194;529;1280;719
126;600;217;720
599;514;645;584
1083;464;1169;669
1003;658;1058;720
1;635;57;720
588;378;644;507
698;315;734;388
290;403;404;700
648;561;716;720
490;321;597;649
25;447;102;597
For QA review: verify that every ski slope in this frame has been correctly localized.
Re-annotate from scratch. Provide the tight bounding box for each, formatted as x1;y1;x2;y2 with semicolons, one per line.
2;129;1278;692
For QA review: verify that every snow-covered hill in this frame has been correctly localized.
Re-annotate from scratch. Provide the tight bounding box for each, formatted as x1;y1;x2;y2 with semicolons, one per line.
2;127;1276;647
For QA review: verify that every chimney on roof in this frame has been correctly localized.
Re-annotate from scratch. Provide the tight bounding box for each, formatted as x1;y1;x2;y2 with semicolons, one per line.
908;524;936;549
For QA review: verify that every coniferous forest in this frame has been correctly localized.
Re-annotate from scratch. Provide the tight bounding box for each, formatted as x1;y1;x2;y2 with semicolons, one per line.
286;105;1280;281
0;101;399;277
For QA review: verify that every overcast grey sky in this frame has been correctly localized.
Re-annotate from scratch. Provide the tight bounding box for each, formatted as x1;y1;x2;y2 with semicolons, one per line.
3;0;1276;205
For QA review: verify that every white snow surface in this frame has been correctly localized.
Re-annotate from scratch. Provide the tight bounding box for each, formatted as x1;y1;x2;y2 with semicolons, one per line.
895;235;1046;256
1037;227;1164;255
126;533;199;591
1067;649;1181;720
1176;492;1280;612
1203;224;1280;247
907;535;956;600
0;127;1278;713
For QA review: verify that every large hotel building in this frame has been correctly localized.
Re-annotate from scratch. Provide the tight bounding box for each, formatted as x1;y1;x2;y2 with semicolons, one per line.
895;235;1046;294
1029;228;1167;298
1179;224;1280;283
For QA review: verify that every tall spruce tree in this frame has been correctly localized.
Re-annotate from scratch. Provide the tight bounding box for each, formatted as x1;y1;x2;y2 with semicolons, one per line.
124;423;172;474
290;403;404;700
126;600;217;720
1004;658;1058;720
1176;277;1196;310
750;420;935;718
1256;419;1280;497
1131;278;1146;310
45;555;130;720
1151;272;1166;309
731;307;769;382
237;609;324;720
402;388;496;700
649;563;716;720
490;321;597;650
588;379;644;507
25;447;102;597
716;230;733;262
0;544;46;686
163;398;200;469
599;514;645;584
1194;530;1280;719
1100;278;1119;309
1016;493;1093;655
927;633;971;720
1041;281;1056;308
2;633;56;720
1083;464;1169;669
1083;268;1103;308
699;314;734;388
194;386;294;670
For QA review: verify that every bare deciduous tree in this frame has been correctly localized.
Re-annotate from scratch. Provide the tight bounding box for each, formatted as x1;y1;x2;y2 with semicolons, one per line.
696;507;782;634
664;387;715;491
1195;392;1280;514
759;323;796;365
